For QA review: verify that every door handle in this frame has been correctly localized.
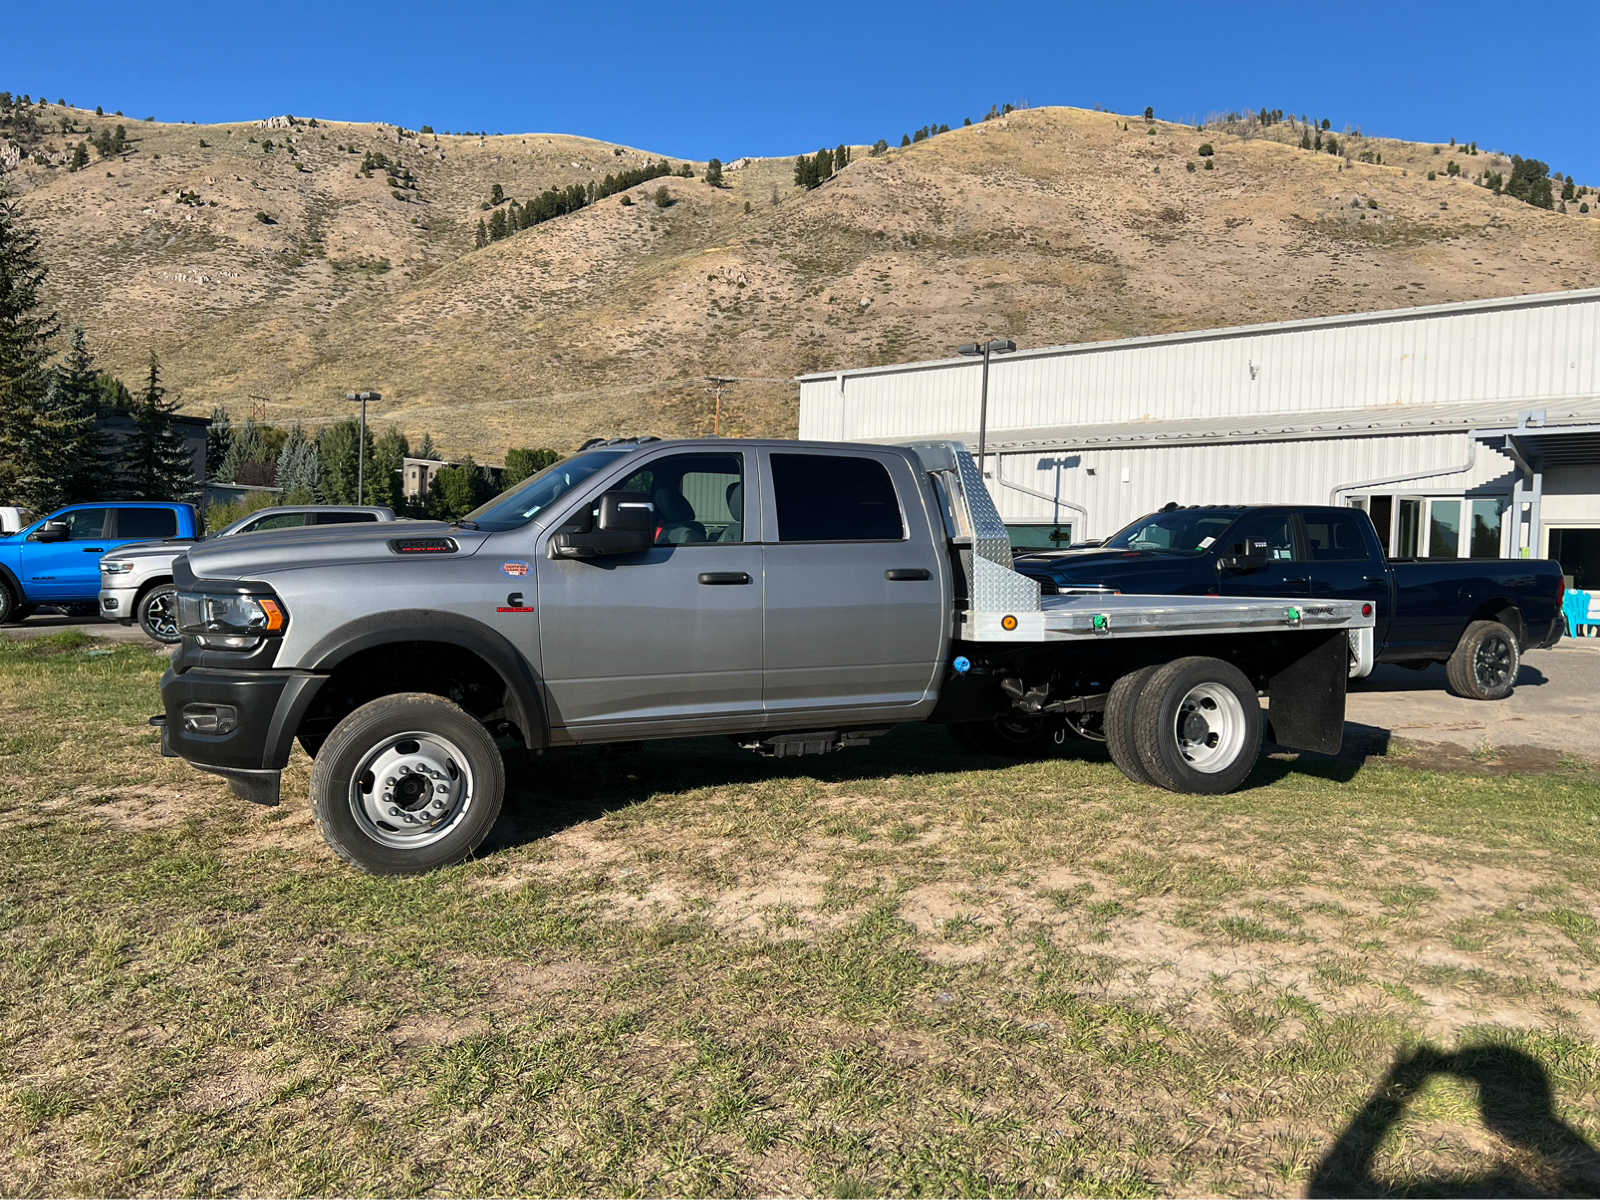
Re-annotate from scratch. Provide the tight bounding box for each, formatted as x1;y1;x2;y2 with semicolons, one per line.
82;547;104;553
885;568;931;581
1362;574;1386;584
698;571;751;585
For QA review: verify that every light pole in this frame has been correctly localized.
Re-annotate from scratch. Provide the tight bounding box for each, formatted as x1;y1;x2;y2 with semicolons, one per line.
344;391;381;501
956;339;1016;474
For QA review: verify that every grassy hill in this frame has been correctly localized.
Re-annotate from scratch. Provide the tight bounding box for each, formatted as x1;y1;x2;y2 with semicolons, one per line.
6;100;1599;460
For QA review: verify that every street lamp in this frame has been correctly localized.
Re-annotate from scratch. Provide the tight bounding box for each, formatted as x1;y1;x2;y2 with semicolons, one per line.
956;338;1016;472
344;391;381;501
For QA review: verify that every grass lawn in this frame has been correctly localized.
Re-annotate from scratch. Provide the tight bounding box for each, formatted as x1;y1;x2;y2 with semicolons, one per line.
2;632;1599;1196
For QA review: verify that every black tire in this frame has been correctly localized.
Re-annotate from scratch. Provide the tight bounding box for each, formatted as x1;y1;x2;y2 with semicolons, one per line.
1445;620;1519;701
0;580;18;625
1132;657;1263;795
136;582;181;644
949;714;1057;757
309;693;505;875
1104;664;1161;786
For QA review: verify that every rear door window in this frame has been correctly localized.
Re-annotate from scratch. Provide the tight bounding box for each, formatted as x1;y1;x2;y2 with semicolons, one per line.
114;508;177;539
315;511;381;525
1301;511;1371;561
770;453;904;542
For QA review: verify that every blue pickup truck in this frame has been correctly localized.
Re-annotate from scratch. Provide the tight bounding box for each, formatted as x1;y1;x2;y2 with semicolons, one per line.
1015;504;1566;701
0;502;201;625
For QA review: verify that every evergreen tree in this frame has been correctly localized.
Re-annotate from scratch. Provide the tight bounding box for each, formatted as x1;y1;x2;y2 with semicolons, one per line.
369;424;410;507
416;431;438;460
0;166;58;500
834;144;849;169
317;418;372;503
474;218;488;249
274;424;321;502
488;208;508;240
42;327;111;504
1505;156;1554;209
218;417;266;483
900;134;910;147
427;457;486;519
205;405;233;478
70;141;88;171
703;157;724;187
123;352;193;499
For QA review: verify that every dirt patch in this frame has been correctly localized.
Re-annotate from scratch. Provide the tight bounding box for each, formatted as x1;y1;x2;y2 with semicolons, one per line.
1385;739;1571;776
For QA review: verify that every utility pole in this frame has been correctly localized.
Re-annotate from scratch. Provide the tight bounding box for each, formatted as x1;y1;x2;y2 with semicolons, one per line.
344;391;381;501
704;375;791;437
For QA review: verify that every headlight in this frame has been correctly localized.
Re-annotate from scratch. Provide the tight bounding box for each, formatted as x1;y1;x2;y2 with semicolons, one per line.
177;592;287;649
101;560;135;575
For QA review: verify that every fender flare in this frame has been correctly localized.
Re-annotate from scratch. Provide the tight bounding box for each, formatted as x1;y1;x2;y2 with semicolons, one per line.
294;611;549;750
0;562;21;603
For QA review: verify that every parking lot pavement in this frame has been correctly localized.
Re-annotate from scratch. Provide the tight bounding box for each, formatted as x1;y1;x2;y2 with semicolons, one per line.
1;611;157;644
1347;641;1599;757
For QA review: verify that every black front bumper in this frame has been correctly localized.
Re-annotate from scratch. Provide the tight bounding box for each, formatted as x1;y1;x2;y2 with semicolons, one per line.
159;663;327;805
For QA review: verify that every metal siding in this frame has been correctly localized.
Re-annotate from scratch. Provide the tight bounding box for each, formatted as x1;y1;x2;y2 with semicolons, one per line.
803;291;1600;445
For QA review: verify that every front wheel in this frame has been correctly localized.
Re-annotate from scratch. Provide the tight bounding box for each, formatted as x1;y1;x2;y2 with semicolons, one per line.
0;582;20;625
1132;657;1264;795
137;583;181;644
309;693;505;874
1445;620;1519;701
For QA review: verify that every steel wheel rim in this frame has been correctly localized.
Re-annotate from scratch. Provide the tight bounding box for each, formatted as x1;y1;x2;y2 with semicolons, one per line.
1173;682;1246;773
1474;635;1513;690
348;730;475;850
145;589;179;640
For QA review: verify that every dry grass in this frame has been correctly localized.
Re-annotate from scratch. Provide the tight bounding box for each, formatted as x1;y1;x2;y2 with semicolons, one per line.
8;104;1599;460
3;630;1600;1195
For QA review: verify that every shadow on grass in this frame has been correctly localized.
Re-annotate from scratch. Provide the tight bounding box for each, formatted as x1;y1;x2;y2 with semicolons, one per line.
1310;1044;1600;1197
482;718;1398;854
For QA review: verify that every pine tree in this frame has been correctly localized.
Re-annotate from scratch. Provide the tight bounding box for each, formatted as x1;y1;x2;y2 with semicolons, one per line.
205;405;232;478
488;208;508;240
369;424;409;507
0;166;59;500
317;418;371;503
274;424;322;502
218;417;265;483
123;352;193;499
416;431;437;460
70;141;88;171
703;157;724;187
36;327;111;505
474;218;488;249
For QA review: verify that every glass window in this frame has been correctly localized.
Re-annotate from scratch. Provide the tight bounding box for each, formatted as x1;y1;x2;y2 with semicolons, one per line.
1302;511;1371;561
61;508;110;539
1427;499;1461;559
1225;512;1298;561
315;511;380;525
1103;510;1238;553
617;452;743;545
770;453;903;542
1006;523;1074;552
247;513;313;532
464;449;631;531
1469;498;1507;558
1395;499;1421;558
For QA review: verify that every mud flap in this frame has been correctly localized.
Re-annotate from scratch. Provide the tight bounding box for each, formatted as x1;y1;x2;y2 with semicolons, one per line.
1266;631;1348;755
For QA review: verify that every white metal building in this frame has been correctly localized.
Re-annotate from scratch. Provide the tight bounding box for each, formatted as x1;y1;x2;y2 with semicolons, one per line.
798;289;1600;590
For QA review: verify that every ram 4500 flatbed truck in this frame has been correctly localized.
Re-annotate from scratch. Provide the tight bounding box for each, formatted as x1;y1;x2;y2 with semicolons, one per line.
157;440;1373;874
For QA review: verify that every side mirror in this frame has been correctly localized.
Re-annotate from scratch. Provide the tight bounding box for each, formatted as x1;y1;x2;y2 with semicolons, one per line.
32;520;69;543
1217;542;1268;572
551;491;654;559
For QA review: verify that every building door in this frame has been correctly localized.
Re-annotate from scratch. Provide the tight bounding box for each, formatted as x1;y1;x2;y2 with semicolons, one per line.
1550;528;1600;592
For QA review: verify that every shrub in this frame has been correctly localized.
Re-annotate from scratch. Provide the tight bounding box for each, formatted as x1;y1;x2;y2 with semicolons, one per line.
1447;160;1460;176
1186;161;1196;173
703;157;724;187
1203;159;1214;171
1197;143;1214;156
1581;203;1590;213
1144;105;1154;120
1367;198;1378;209
620;194;633;207
1427;170;1436;180
654;186;672;208
255;211;275;224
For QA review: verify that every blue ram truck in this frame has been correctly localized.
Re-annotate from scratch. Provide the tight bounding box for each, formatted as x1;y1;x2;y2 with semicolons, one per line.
1015;504;1565;701
0;502;202;624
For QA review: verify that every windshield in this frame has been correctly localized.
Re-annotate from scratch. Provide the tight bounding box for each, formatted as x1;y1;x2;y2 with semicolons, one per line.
1103;510;1239;554
462;450;628;532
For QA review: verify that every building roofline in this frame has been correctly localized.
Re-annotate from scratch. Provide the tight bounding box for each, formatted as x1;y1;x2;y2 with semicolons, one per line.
794;288;1600;384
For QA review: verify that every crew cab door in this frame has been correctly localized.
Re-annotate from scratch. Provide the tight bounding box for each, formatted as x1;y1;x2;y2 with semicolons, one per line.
1213;510;1312;598
534;449;766;740
1302;509;1395;643
759;448;946;720
22;506;111;599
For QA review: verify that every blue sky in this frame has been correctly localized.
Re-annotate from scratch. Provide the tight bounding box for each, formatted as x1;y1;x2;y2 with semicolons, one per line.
5;0;1597;180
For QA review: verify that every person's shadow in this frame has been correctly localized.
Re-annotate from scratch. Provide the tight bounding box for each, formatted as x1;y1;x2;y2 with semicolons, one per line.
1310;1044;1600;1197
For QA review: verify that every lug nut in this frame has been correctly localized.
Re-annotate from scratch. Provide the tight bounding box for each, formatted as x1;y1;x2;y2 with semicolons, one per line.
387;807;400;817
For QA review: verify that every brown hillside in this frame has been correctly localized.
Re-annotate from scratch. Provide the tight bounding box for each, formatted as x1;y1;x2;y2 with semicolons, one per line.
7;102;1599;459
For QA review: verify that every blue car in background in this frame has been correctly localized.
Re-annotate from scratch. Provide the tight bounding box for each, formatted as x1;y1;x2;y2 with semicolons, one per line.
0;502;201;624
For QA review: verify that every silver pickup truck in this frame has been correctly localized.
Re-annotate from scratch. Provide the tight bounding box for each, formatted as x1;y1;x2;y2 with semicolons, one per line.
101;505;395;642
157;439;1373;874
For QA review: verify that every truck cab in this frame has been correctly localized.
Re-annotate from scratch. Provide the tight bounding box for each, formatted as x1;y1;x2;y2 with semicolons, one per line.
0;502;201;624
